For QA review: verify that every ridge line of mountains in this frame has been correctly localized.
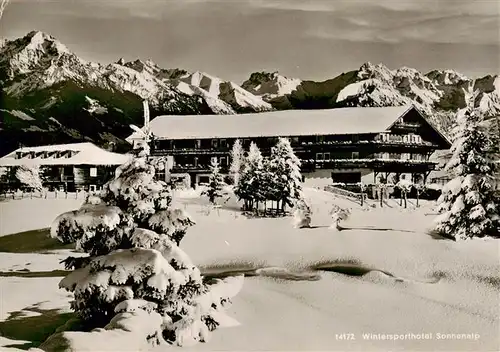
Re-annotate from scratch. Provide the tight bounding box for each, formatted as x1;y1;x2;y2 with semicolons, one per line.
1;30;499;156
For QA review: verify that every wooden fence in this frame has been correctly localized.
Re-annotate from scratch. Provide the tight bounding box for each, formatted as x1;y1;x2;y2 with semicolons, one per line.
0;190;93;200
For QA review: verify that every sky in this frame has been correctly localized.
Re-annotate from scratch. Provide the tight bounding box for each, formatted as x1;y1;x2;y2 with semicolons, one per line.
1;0;499;83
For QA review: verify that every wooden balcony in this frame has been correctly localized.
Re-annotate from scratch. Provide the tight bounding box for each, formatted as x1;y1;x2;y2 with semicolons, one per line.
301;158;438;172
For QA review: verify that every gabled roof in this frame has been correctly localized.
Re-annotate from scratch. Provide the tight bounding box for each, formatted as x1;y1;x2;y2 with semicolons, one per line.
0;142;130;167
128;106;416;141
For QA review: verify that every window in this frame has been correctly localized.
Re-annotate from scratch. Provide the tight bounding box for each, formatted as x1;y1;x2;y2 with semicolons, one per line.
219;156;228;167
352;134;359;143
90;167;97;177
316;153;324;161
220;139;227;148
324;152;330;161
195;140;201;149
351;152;359;159
317;135;325;143
194;157;198;167
155;170;166;181
211;156;217;164
292;137;299;143
211;139;218;148
401;153;410;160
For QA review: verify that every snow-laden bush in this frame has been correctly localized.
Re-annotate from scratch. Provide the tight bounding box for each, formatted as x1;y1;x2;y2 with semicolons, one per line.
434;91;500;240
292;196;312;228
329;204;351;231
50;156;243;347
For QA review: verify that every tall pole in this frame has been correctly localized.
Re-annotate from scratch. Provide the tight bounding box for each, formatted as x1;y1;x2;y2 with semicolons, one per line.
143;99;151;144
0;0;11;48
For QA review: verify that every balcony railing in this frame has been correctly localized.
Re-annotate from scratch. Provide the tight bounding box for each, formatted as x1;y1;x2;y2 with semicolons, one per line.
170;164;229;172
299;139;437;148
301;158;438;171
153;148;229;155
391;122;421;130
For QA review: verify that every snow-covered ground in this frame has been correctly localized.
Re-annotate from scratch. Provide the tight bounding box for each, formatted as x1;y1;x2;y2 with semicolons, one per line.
0;196;83;236
0;188;499;351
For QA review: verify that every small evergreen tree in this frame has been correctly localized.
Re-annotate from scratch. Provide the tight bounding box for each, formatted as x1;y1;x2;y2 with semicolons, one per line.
268;138;302;213
376;177;388;208
235;142;263;211
396;177;413;208
357;182;367;206
202;158;226;205
229;139;245;185
414;183;426;207
434;91;500;240
51;156;243;346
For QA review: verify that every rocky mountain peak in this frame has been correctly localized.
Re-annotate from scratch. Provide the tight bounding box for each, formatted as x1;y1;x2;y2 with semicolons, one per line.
426;69;470;86
241;71;301;101
357;62;394;82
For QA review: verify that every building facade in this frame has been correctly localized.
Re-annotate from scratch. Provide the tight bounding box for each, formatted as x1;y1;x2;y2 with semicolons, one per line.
0;142;130;192
128;106;451;187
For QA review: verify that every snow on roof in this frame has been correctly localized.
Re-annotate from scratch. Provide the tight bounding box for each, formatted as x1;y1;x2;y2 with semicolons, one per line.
128;106;415;141
0;142;131;167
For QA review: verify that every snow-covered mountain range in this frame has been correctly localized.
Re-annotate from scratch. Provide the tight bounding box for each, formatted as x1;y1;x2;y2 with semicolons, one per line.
1;31;499;155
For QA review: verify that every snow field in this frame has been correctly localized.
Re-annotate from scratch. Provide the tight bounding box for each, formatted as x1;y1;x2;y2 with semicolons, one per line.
0;187;498;351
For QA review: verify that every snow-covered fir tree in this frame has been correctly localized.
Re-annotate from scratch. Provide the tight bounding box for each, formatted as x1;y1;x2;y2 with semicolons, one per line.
267;138;302;213
235;142;263;211
202;158;226;205
434;91;500;240
15;165;43;191
229;139;245;185
292;196;312;228
51;156;243;346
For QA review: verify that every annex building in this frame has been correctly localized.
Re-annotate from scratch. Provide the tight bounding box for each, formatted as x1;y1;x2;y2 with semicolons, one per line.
0;142;130;192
